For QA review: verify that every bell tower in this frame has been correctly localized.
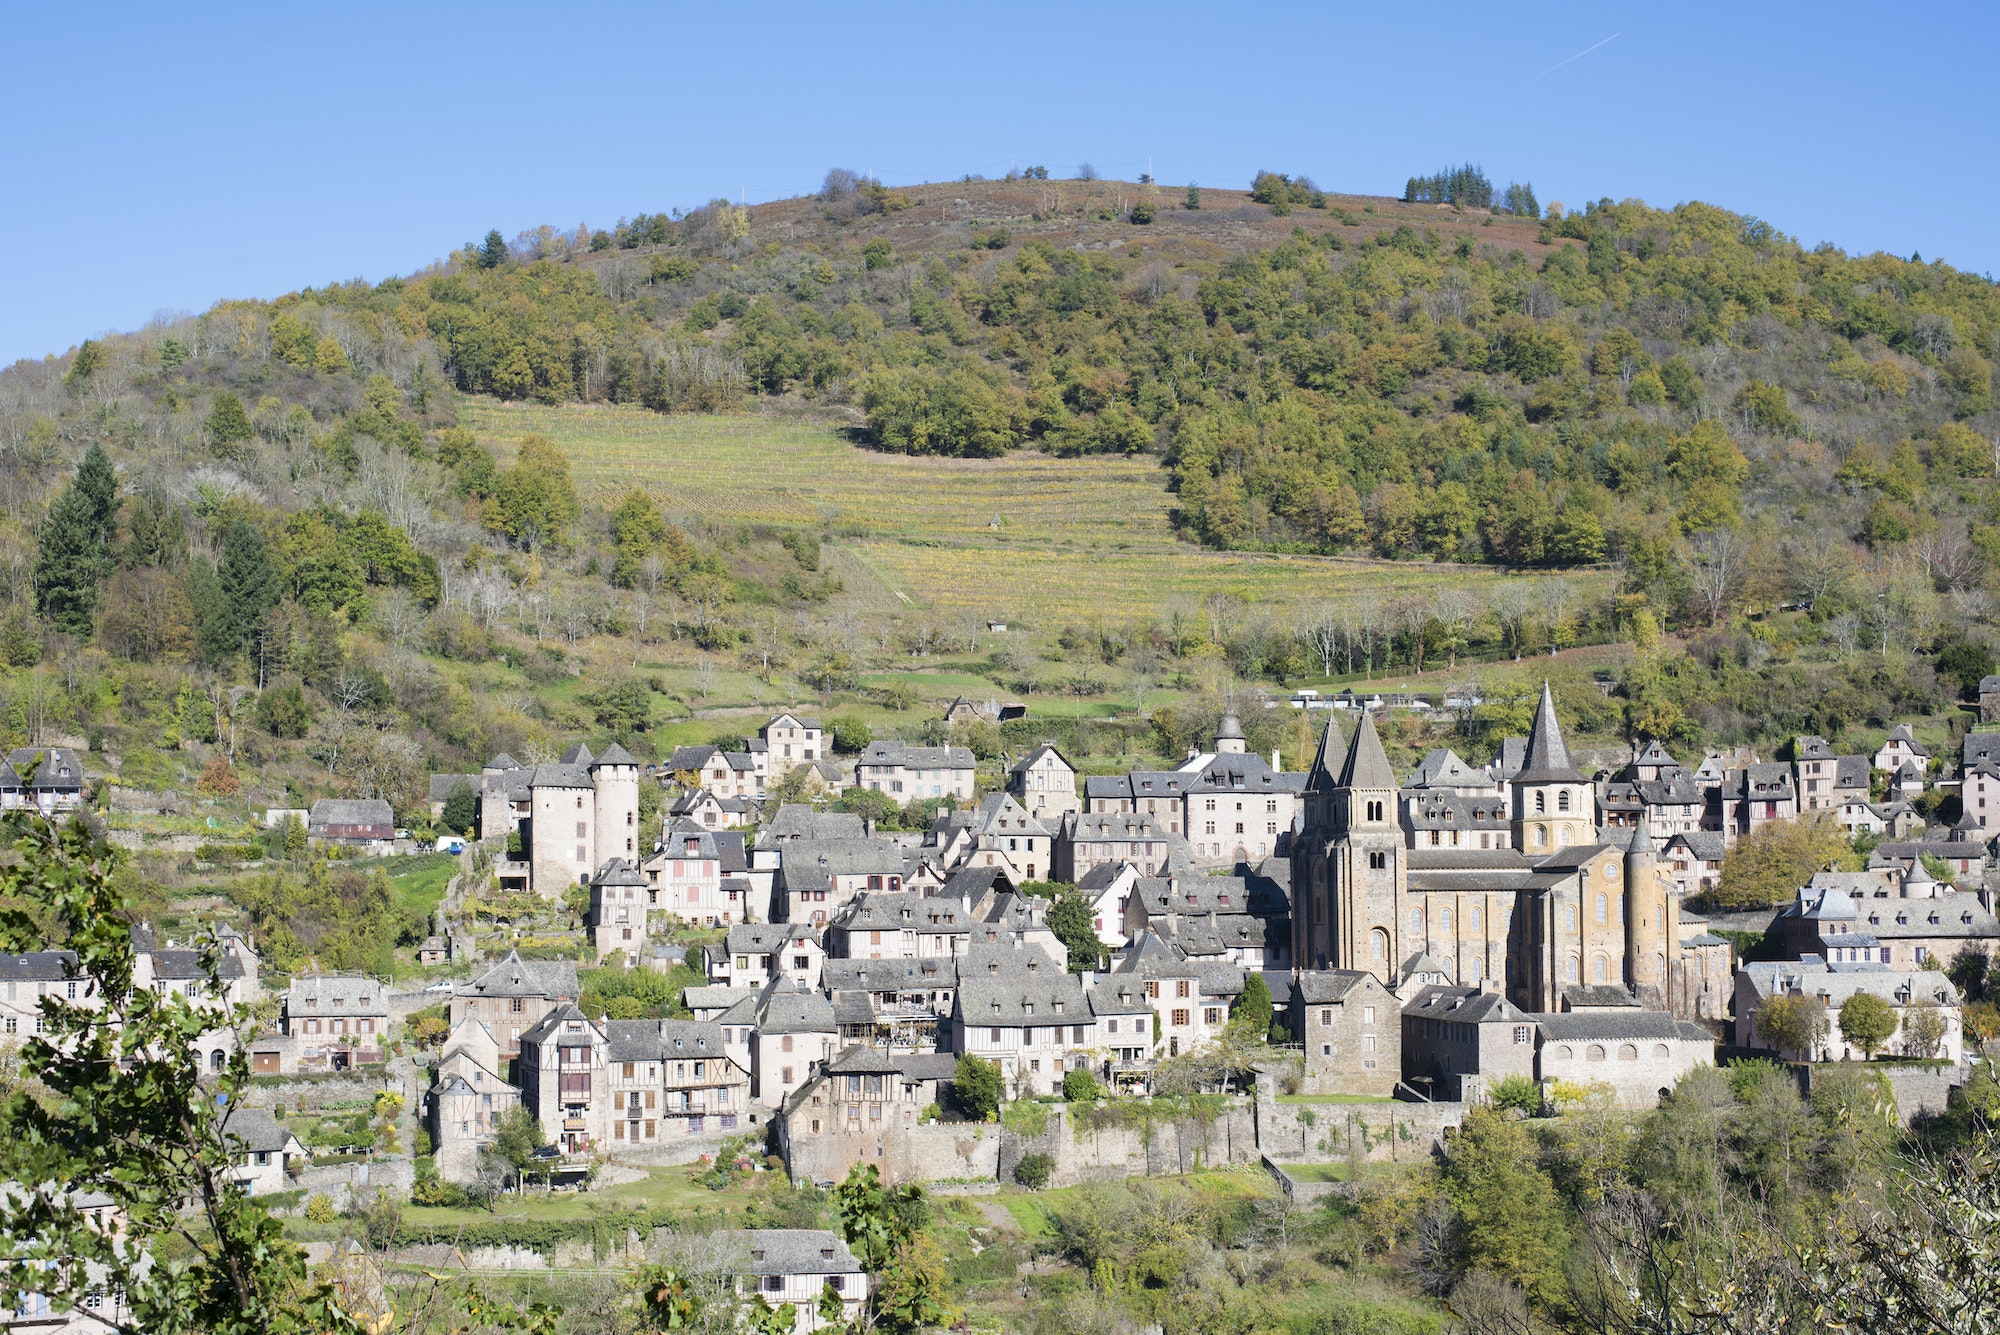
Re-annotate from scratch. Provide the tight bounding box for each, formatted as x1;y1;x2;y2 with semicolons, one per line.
1512;682;1592;854
1333;711;1404;983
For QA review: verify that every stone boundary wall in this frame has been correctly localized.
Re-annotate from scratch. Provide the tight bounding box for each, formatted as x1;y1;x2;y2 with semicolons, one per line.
239;1073;394;1111
1802;1059;1967;1126
1255;1097;1466;1165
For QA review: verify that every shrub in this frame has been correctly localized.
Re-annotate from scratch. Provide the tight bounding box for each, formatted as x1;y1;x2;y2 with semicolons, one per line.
1061;1068;1099;1102
1128;198;1156;225
304;1193;336;1224
1013;1152;1054;1189
1489;1073;1541;1114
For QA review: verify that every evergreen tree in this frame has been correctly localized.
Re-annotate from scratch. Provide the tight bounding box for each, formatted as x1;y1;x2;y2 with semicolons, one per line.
216;520;279;656
74;443;118;532
188;557;234;664
1233;972;1273;1035
204;393;254;452
478;229;509;270
441;781;478;835
33;484;107;637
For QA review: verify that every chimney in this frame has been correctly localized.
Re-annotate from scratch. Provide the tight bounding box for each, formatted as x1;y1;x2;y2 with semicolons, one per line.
1272;748;1281;772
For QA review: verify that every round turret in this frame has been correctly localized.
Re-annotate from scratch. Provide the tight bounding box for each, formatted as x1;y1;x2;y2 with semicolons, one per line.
1216;713;1246;755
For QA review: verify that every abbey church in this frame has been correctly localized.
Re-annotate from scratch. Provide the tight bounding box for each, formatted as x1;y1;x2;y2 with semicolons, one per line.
1292;684;1679;1011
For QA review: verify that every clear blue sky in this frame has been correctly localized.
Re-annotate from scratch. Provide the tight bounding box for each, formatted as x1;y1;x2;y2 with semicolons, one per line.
6;1;1995;366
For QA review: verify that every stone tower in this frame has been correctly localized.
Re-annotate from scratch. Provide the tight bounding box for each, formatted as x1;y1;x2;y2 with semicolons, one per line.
1512;682;1594;853
1214;713;1246;755
591;742;642;868
1332;711;1404;983
1624;813;1674;995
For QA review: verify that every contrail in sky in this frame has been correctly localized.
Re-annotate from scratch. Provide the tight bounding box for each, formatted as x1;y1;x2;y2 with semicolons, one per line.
1531;32;1620;81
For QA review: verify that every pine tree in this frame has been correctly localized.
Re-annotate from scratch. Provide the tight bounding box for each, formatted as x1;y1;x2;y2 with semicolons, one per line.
205;393;254;453
216;520;279;656
188;558;236;665
74;443;119;543
478;230;509;270
33;484;106;636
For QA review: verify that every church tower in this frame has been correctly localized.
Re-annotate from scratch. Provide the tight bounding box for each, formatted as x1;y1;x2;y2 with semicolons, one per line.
590;742;641;868
1623;813;1674;996
1512;683;1593;853
1332;711;1404;983
1293;714;1345;972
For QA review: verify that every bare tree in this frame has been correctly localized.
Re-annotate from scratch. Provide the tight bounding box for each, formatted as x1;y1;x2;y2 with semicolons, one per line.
1783;529;1856;612
1678;530;1745;627
1487;581;1534;661
1299;603;1343;677
1913;528;1981;593
1432;588;1479;671
692;658;716;703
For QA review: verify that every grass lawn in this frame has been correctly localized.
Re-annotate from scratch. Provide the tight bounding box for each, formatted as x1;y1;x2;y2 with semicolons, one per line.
1283;1163;1355;1183
398;1165;758;1230
384;853;458;920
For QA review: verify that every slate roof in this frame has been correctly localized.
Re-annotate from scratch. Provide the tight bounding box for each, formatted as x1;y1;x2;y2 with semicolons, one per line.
1854;893;2000;940
1183;752;1305;795
4;747;83;790
286;974;384;1010
1515;683;1582;785
1559;984;1641;1009
0;950;76;982
821;957;958;992
1008;742;1073;776
604;1018;731;1063
429;774;480;802
1407;748;1493;790
1306;715;1346;790
685;985;759;1015
307;798;394;828
857;741;975;770
724;924;819;955
1740;959;1960;1008
719;1229;863;1277
459;949;579;1001
593;742;637;767
1294;970;1377;1004
1535;1013;1712;1042
1336;711;1398;791
955;969;1089;1024
937;865;1016;905
753;977;837;1034
1403;986;1526;1023
220;1106;299;1156
1666;830;1728;861
833;892;970;935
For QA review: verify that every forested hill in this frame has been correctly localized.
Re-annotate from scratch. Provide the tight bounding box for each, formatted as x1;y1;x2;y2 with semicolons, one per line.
8;168;1999;588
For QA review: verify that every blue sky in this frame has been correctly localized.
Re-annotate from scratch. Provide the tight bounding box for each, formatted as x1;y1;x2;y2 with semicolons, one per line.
5;1;1995;365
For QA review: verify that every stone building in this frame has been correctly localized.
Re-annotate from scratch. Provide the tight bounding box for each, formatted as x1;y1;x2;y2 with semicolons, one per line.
586;858;652;963
855;741;975;802
1292;969;1399;1095
1400;986;1537;1102
721;1230;868;1335
1533;1011;1715;1108
1006;743;1078;820
1736;958;1962;1063
450;950;580;1068
1292;686;1677;1011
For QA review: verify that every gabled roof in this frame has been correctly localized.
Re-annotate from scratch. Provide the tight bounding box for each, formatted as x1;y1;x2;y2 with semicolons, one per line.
1403;986;1523;1023
429;773;480;802
593;742;637;767
604;1018;731;1064
719;1229;863;1277
1293;969;1381;1004
1515;682;1582;785
753;976;837;1034
758;806;865;844
1536;1012;1712;1042
220;1106;300;1156
1336;711;1397;791
723;923;820;954
459;949;579;1001
1008;743;1073;776
308;798;394;827
520;1001;597;1047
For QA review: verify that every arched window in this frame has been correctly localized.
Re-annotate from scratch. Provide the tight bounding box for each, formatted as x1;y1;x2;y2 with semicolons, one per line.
1558;790;1571;812
1370;929;1388;961
1586;1044;1607;1061
1409;909;1424;933
1534;790;1546;814
1553;1044;1574;1060
1465;956;1482;982
1441;907;1453;930
1652;1043;1670;1059
1594;955;1607;983
1566;956;1580;982
1596;893;1607;924
1619;1043;1639;1061
1558;827;1573;846
1564;904;1576;930
1535;825;1547;847
210;1049;226;1072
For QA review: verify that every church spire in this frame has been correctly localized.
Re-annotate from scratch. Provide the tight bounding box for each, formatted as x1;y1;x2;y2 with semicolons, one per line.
1308;714;1346;789
1515;681;1582;784
1337;710;1397;791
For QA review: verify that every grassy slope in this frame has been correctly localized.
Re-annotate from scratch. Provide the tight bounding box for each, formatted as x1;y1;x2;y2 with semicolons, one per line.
465;398;1592;627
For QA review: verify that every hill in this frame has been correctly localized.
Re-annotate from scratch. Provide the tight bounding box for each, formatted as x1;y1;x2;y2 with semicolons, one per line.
0;167;1990;886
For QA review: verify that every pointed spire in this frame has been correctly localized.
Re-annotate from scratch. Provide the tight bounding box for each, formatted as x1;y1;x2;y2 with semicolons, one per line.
1515;681;1582;784
1308;714;1346;789
1337;710;1398;791
1628;811;1657;858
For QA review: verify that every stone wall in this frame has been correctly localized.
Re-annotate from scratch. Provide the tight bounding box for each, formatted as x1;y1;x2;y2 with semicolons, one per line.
240;1072;395;1112
784;1116;1001;1188
999;1101;1260;1187
1803;1060;1967;1126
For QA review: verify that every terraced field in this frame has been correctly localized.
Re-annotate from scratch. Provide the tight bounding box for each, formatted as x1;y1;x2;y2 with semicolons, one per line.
460;400;1584;625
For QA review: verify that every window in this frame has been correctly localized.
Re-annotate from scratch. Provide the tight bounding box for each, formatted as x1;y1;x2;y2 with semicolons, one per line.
1172;1009;1190;1026
1363;1006;1375;1024
1557;790;1571;812
1535;791;1546;813
1514;1025;1530;1044
1596;893;1607;924
1320;1009;1333;1026
1368;850;1386;870
1176;980;1191;998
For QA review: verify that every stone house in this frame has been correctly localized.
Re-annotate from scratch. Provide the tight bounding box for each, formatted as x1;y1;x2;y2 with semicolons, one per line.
603;1018;752;1144
1960;759;2000;838
1714;764;1798;846
824;893;971;961
1178;745;1305;867
1006;743;1078;820
1076;861;1142;950
283;973;389;1070
1534;1011;1715;1108
306;798;395;855
722;1230;868;1335
1402;790;1514;852
1874;725;1929;775
949;942;1093;1097
823;956;957;1052
429;1018;521;1181
1736;958;1962;1062
761;714;824;779
220;1106;306;1197
774;839;910;925
1793;736;1870;813
751;977;839;1108
450;950;580;1067
1806;863;2000;970
854;741;975;802
1108;931;1243;1060
1400;986;1537;1102
1982;676;2000;724
668;788;759;830
587;858;652;962
1293;969;1398;1096
963;794;1053;883
0;746;87;815
665;745;766;799
1663;831;1726;900
1054;811;1185;881
706;924;825;990
643;825;752;927
1082;772;1192;836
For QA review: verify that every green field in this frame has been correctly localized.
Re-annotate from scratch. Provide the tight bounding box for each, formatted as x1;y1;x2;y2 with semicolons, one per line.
461;401;1587;626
